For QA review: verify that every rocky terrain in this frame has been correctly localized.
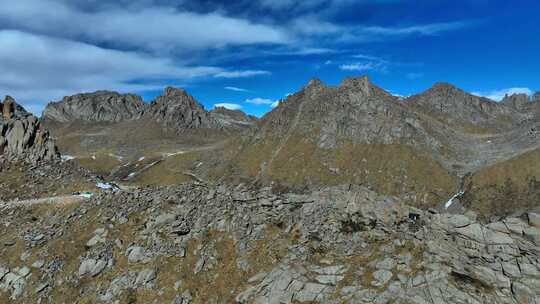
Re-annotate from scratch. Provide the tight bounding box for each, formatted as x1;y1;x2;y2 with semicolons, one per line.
0;96;58;165
0;183;539;303
209;106;257;132
1;75;540;303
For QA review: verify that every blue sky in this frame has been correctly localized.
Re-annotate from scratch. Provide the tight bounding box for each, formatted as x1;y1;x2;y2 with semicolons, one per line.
0;0;538;117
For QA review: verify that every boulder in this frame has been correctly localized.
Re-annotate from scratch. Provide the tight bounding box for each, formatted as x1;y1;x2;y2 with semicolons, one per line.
528;212;540;228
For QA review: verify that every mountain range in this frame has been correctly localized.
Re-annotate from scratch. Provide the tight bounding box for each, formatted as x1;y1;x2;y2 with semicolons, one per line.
3;75;539;216
1;76;540;303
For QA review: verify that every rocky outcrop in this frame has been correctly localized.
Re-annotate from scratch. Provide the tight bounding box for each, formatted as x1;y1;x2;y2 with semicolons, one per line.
42;91;146;123
0;96;58;164
0;183;538;303
145;87;221;132
407;83;522;129
209;106;258;131
501;93;530;110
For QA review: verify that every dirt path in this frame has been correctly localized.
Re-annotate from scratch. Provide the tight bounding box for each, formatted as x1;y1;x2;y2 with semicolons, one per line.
0;195;89;210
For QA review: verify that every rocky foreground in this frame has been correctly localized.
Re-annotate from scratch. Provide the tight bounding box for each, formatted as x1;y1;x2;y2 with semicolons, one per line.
1;183;539;303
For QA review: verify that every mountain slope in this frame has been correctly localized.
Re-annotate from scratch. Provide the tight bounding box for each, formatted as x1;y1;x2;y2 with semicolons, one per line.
407;83;525;132
227;77;457;207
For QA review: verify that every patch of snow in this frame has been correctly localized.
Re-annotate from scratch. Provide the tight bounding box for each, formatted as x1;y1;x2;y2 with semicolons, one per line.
108;153;124;161
61;155;75;161
138;156;145;162
444;191;465;209
96;182;113;190
165;151;186;157
128;172;136;178
91;155;96;160
77;193;94;199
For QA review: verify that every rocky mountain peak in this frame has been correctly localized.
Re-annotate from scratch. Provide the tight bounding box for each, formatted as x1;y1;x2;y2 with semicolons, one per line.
164;86;189;98
407;82;520;128
340;75;370;93
146;87;220;132
2;95;29;120
209;107;257;130
431;82;459;91
306;78;324;88
2;96;15;120
42;91;146;123
152;87;201;110
340;75;395;99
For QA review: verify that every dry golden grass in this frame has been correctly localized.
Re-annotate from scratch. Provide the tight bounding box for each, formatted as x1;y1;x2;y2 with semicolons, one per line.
126;151;201;186
233;134;456;207
464;149;540;217
76;153;122;176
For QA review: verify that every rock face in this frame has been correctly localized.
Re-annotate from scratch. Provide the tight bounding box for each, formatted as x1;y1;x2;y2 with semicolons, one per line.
229;76;457;206
42;87;255;133
258;76;433;148
0;96;58;163
209;106;258;131
145;87;220;132
407;83;522;129
1;183;539;303
43;91;146;123
501;93;530;111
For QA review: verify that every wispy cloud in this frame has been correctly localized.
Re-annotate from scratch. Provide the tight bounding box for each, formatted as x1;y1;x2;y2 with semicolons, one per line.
352;54;384;61
472;87;532;101
264;47;340;56
339;62;385;72
360;21;475;37
0;0;289;54
214;103;242;110
0;30;266;114
224;86;251;92
246;97;275;105
214;70;271;78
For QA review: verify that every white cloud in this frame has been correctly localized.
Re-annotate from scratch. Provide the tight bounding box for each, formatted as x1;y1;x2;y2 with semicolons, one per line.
246;97;275;105
271;100;280;108
214;70;271;78
359;21;475;37
265;47;339;56
352;54;383;60
214;103;242;110
472;88;533;101
0;0;289;54
0;30;263;115
224;86;251;92
339;62;380;72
